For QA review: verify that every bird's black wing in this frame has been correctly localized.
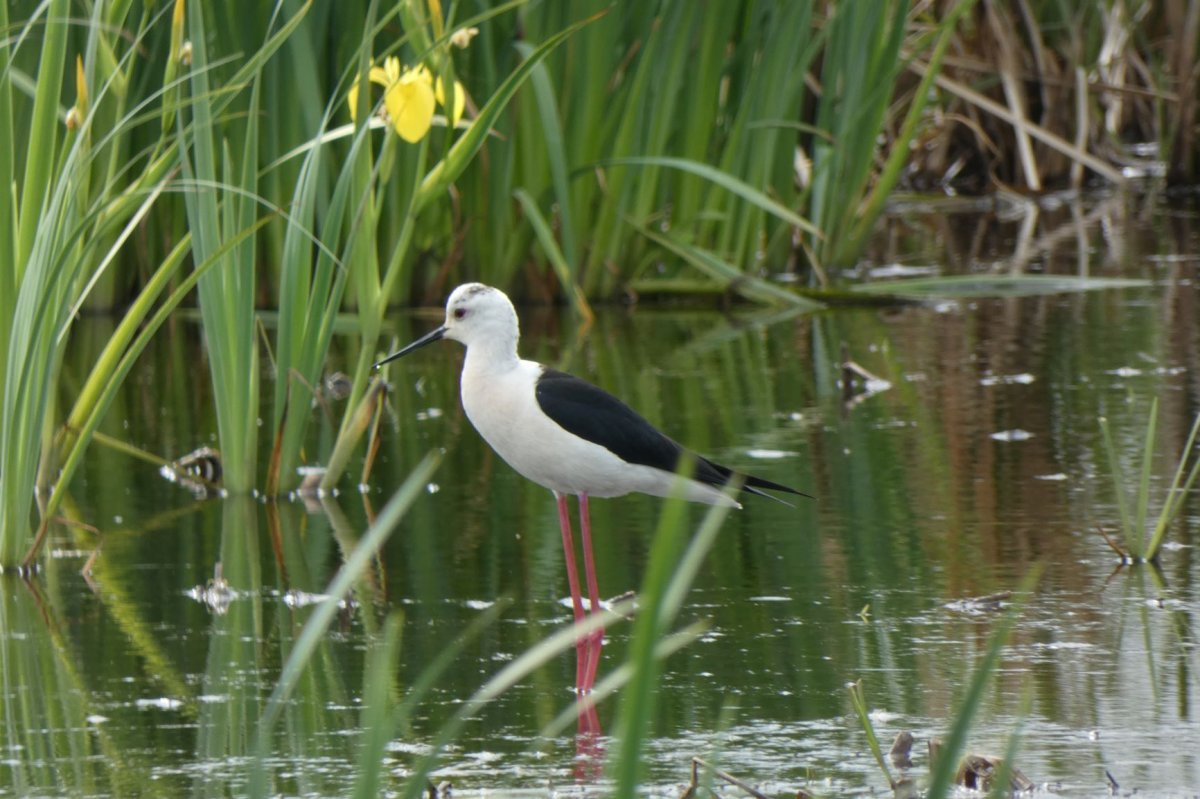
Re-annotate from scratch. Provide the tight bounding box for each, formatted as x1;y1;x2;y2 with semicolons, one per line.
535;368;686;473
534;368;808;500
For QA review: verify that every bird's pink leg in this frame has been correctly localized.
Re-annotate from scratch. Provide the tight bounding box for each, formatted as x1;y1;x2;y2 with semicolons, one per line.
555;492;587;691
578;493;604;692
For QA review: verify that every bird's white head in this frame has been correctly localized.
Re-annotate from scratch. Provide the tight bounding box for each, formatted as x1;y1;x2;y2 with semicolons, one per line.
441;283;519;348
374;283;520;370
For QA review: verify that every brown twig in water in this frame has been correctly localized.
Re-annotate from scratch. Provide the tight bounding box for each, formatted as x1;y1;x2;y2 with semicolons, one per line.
1095;525;1131;561
81;546;101;577
683;757;774;799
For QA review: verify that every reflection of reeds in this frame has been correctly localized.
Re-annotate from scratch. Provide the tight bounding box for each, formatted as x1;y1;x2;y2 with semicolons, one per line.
0;577;164;795
250;451;439;795
246;445;732;796
1099;398;1200;563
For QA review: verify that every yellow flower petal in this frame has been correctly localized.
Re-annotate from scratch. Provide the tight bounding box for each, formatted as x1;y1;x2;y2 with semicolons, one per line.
384;56;401;84
349;62;394;122
385;74;436;142
434;78;465;127
368;65;391;86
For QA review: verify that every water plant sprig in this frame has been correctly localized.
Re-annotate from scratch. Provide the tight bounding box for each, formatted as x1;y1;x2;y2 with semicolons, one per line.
847;680;894;788
1098;397;1200;563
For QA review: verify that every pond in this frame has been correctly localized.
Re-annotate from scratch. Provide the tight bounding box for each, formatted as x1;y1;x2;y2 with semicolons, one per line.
2;190;1198;796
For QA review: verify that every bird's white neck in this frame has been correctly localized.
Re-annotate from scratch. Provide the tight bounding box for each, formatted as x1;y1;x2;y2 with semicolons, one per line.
461;332;521;377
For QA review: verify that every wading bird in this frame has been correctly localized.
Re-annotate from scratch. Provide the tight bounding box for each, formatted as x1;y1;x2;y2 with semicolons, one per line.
376;283;806;692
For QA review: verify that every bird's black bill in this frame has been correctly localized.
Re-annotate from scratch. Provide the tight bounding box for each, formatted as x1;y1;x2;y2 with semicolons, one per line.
374;326;447;369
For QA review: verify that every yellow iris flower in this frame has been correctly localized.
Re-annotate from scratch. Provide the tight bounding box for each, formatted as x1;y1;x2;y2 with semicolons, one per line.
348;56;466;143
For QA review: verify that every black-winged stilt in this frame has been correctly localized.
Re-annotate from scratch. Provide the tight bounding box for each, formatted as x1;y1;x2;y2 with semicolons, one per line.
376;283;806;692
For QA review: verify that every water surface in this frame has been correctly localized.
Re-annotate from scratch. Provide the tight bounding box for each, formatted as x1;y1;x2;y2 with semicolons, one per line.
3;192;1198;796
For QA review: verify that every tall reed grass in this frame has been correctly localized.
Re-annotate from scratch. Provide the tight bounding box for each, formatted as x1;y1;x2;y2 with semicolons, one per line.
4;0;1191;566
0;0;211;566
1;0;605;546
454;1;833;299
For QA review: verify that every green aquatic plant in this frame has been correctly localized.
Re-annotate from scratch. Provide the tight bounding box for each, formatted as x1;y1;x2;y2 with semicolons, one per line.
464;0;978;299
0;0;256;566
1099;398;1200;563
458;1;824;299
811;0;979;268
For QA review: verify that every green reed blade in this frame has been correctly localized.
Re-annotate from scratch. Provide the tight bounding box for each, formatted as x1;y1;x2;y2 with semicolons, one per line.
269;121;364;493
599;156;821;238
392;600;512;735
15;0;68;274
514;188;592;320
611;481;734;796
268;0;385;494
672;1;739;228
352;612;404;799
0;0;14;292
1099;415;1137;553
1146;409;1200;560
808;0;908;266
844;0;979;259
847;680;894;787
578;4;675;298
1134;398;1159;550
984;685;1031;799
634;222;822;309
518;41;579;273
709;1;815;268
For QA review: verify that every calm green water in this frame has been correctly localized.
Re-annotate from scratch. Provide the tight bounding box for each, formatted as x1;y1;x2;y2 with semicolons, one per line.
3;193;1200;796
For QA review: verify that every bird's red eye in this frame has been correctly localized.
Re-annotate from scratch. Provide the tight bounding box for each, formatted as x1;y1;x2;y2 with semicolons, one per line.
453;308;467;320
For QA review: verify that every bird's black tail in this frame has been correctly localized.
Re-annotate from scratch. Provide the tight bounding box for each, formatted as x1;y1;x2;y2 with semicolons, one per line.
744;473;813;505
695;457;812;506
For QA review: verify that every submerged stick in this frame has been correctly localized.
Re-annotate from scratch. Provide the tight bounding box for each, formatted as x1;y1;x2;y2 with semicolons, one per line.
683;757;773;799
